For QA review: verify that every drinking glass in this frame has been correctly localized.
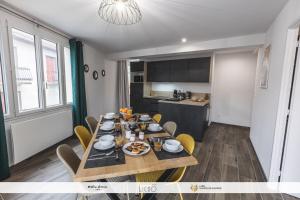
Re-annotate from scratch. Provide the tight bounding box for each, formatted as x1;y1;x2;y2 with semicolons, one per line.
115;134;124;149
153;138;162;151
140;123;147;131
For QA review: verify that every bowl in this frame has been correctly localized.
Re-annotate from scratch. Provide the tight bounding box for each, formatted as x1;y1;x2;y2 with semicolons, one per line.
165;139;181;151
140;114;150;119
149;123;160;130
102;121;114;129
104;112;115;119
99;135;114;147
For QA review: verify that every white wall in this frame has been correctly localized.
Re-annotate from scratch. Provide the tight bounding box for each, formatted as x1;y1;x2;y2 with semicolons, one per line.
83;44;106;118
250;0;300;180
104;60;118;113
211;51;257;127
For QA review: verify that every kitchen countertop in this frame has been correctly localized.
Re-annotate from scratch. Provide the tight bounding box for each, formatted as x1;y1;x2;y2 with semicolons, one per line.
159;99;209;107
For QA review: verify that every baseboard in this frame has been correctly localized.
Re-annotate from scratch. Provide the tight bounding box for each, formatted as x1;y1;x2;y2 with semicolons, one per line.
210;121;250;129
248;139;268;181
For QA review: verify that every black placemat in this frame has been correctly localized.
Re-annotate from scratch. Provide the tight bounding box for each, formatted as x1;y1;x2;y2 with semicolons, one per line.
84;142;125;169
147;138;190;160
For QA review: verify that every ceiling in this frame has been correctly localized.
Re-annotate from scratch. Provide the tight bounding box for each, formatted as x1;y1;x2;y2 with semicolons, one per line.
3;0;288;53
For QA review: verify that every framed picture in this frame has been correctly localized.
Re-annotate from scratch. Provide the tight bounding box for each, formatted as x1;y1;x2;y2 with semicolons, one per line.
259;45;271;89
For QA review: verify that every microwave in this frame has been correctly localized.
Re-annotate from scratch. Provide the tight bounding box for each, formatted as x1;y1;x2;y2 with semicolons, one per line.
133;75;143;83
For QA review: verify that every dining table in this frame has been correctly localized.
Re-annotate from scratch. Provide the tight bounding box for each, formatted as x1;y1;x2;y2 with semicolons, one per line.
74;114;198;200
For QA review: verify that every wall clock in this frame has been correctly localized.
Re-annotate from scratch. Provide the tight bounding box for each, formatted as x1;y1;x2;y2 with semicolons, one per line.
101;69;106;77
83;64;89;73
92;70;99;80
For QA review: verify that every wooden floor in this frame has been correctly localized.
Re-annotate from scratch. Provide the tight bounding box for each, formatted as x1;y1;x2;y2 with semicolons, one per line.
1;123;299;200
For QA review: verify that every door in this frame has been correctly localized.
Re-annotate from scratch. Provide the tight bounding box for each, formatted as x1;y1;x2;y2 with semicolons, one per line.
280;36;300;198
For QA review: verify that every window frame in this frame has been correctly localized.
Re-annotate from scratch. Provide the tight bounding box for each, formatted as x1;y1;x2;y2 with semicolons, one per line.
7;21;45;117
40;37;63;108
3;16;72;119
62;46;73;105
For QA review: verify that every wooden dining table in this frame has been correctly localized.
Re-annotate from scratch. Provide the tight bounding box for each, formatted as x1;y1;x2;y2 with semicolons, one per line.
74;115;198;200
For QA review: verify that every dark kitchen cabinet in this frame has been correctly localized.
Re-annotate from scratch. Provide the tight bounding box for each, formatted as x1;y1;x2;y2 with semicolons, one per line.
143;98;159;116
147;57;210;83
188;57;211;82
130;61;144;72
159;102;208;141
147;61;170;82
130;83;144;113
170;59;188;82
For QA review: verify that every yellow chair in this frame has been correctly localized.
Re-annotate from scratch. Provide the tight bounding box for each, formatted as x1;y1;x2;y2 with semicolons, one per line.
135;133;195;199
152;114;162;123
74;126;92;151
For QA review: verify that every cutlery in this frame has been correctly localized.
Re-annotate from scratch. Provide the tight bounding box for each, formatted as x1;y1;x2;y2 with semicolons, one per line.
89;150;114;158
115;150;119;160
87;155;115;161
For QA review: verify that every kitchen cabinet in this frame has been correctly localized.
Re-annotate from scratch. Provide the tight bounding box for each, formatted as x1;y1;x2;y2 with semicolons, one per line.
159;102;208;141
170;59;188;82
147;57;210;83
147;61;170;82
130;61;144;72
188;57;210;82
130;83;144;113
143;98;159;116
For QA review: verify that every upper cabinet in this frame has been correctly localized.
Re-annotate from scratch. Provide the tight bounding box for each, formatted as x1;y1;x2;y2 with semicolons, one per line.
170;59;189;82
146;57;211;82
187;57;211;82
130;61;144;72
147;60;170;82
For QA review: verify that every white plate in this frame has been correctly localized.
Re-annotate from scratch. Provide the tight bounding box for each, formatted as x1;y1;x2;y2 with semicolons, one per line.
163;144;183;153
94;141;115;150
100;125;115;131
147;126;163;132
122;142;151;156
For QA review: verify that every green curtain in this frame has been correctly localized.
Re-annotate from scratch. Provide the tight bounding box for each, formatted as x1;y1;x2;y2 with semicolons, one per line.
70;39;87;128
0;97;9;180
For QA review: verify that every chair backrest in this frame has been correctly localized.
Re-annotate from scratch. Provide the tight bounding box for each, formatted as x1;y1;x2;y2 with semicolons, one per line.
56;144;81;176
171;133;195;182
163;121;177;136
176;133;195;154
153;114;162;123
85;116;98;134
74;126;92;151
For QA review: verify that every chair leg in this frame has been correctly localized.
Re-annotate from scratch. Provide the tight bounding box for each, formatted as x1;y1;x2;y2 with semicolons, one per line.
179;193;184;200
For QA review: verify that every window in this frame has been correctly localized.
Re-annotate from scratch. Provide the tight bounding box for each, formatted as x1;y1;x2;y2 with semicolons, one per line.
64;47;73;104
12;28;40;112
0;59;7;114
41;39;61;107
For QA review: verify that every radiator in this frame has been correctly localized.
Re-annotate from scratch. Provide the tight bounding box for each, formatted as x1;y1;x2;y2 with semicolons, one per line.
11;110;73;164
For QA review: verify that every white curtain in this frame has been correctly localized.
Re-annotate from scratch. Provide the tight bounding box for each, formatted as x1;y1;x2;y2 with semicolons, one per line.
117;60;129;109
